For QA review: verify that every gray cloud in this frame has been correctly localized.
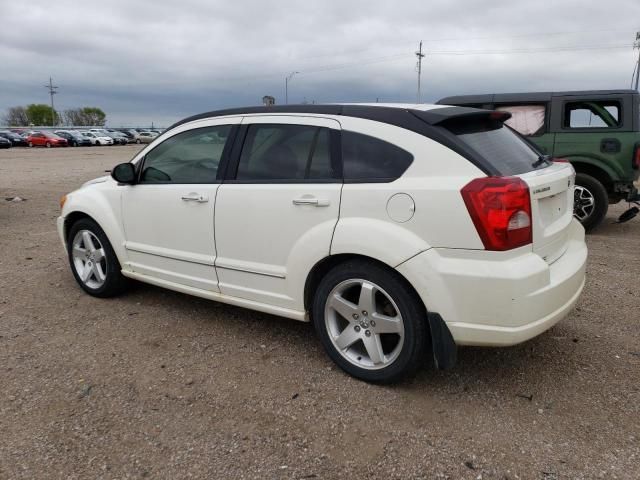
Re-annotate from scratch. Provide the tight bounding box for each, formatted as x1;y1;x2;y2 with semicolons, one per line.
1;0;638;126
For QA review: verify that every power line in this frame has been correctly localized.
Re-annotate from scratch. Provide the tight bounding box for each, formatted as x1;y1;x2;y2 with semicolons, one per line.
428;44;634;55
300;28;637;61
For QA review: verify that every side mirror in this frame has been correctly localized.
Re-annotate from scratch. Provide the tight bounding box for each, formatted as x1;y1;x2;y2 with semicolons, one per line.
111;163;136;184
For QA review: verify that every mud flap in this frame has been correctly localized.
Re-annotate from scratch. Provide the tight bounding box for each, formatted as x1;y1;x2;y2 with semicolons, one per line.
427;312;457;370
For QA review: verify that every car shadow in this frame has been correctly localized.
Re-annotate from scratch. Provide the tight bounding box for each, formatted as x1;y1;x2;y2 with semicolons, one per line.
123;280;581;394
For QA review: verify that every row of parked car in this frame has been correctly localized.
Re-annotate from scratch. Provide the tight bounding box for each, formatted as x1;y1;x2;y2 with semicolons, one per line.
0;128;163;149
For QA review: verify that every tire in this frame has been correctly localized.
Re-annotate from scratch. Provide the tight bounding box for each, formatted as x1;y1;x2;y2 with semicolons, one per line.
574;173;608;232
46;142;51;148
72;141;78;147
312;259;428;383
28;141;33;148
67;218;128;298
136;139;141;144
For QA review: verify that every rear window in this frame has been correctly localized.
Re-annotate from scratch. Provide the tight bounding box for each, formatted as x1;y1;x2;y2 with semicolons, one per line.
442;118;544;175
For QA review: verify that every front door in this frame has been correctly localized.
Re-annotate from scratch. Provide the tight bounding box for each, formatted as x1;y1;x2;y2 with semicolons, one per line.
120;119;239;291
215;116;342;310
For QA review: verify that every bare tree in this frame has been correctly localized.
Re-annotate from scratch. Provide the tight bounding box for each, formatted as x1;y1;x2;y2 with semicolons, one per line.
63;108;84;126
3;106;29;126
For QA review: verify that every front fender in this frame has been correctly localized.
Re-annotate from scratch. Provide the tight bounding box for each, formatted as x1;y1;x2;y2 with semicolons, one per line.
330;217;430;267
61;184;126;265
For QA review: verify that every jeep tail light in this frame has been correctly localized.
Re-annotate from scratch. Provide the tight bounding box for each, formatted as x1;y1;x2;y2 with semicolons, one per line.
461;177;532;251
633;144;640;170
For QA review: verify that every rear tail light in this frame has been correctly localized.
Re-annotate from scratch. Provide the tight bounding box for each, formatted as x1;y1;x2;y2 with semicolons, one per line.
461;177;532;251
633;144;640;170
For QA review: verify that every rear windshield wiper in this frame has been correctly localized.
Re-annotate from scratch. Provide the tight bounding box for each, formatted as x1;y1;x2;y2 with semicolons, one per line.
531;154;551;169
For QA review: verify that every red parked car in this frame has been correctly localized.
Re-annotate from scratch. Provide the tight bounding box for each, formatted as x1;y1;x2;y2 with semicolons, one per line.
26;131;68;148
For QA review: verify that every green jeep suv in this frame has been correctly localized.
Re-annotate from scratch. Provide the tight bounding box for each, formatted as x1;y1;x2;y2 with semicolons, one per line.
438;90;640;230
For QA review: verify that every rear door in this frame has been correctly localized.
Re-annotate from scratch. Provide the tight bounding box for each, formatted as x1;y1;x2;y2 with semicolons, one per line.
551;95;633;181
214;115;342;310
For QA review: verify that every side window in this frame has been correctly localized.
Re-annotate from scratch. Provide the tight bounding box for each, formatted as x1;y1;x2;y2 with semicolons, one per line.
236;124;333;181
495;104;546;136
140;125;231;184
342;131;413;181
564;101;621;129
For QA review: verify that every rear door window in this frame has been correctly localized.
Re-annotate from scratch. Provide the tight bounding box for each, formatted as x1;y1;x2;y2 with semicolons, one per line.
236;124;334;181
442;117;544;176
563;101;621;128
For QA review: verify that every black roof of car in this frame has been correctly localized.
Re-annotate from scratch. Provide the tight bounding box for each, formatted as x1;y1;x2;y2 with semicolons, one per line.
167;103;509;133
437;89;639;105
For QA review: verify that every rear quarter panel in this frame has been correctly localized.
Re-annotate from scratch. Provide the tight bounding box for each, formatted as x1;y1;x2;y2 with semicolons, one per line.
332;117;485;267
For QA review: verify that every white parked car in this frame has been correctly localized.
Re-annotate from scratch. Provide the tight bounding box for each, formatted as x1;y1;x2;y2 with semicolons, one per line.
57;104;587;382
81;131;114;146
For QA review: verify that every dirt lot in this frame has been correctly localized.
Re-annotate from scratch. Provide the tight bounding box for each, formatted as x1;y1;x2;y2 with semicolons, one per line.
0;145;638;480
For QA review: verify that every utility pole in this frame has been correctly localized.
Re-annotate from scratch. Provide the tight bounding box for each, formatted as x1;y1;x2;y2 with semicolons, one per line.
285;71;299;105
634;32;640;91
44;76;58;126
415;41;425;103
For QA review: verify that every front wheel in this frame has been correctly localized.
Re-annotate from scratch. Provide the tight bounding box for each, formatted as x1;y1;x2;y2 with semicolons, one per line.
46;142;51;148
574;173;608;231
67;218;128;297
312;260;427;383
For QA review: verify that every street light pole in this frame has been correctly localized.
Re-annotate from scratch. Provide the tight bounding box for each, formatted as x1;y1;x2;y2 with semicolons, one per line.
285;71;299;105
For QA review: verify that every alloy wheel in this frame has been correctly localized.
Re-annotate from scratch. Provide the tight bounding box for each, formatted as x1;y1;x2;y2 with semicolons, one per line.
71;230;107;289
324;279;405;370
574;185;595;222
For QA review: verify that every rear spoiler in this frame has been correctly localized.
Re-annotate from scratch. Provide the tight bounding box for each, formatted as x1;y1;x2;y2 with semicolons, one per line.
412;106;511;126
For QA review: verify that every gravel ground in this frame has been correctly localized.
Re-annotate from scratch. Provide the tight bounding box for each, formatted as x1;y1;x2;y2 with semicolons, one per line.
1;145;639;480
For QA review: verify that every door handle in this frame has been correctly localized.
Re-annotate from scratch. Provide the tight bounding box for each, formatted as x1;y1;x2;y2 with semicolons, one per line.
181;193;209;203
292;197;330;207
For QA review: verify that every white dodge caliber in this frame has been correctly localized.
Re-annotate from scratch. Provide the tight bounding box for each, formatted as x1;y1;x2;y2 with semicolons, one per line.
58;104;587;382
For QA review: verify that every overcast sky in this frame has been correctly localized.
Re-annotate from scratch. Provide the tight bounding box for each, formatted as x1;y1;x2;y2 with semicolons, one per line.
1;0;639;127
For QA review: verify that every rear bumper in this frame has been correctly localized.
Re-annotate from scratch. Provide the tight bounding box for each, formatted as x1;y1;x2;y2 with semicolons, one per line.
397;219;587;347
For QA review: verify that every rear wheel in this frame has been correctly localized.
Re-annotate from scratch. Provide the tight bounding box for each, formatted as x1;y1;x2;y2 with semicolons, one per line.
312;260;427;383
67;218;128;297
574;173;608;231
45;142;51;148
28;141;33;148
